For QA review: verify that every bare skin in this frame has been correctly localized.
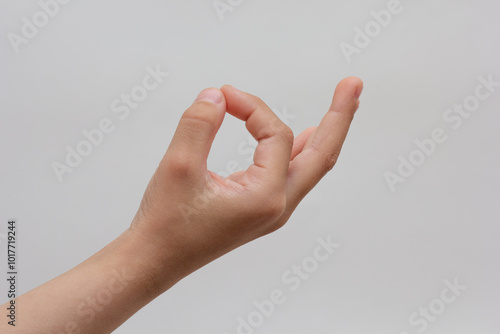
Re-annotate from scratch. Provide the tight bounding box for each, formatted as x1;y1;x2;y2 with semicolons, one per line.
0;77;363;333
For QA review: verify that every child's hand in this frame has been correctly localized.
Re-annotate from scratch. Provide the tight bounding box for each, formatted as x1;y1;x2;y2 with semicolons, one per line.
130;78;363;285
0;77;363;334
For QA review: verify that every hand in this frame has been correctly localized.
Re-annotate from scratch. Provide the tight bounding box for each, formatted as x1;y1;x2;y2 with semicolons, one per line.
0;77;363;334
129;78;363;290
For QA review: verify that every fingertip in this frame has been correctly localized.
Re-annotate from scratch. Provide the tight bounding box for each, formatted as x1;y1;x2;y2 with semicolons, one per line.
337;77;364;100
195;87;224;105
220;85;256;121
340;76;363;86
220;84;240;96
353;78;364;100
220;85;230;93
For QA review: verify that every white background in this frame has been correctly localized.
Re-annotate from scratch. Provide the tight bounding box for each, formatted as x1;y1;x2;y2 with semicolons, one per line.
0;0;499;333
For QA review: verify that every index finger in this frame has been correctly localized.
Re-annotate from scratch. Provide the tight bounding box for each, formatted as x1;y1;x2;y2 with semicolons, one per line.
220;85;294;187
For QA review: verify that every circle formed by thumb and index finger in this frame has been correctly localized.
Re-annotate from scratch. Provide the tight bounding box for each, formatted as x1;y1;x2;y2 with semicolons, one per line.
221;85;294;188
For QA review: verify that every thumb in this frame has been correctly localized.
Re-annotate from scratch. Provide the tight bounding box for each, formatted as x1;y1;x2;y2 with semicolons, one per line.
163;88;226;175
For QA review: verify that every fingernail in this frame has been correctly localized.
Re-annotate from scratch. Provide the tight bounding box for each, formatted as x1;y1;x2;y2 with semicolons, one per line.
354;84;364;100
196;88;222;104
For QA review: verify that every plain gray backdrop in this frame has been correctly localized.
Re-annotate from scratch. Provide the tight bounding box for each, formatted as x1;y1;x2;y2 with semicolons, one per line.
0;0;499;333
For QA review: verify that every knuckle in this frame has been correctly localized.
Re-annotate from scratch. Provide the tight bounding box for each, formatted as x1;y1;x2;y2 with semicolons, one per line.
252;96;265;105
265;217;287;235
267;119;293;144
163;151;196;178
182;103;218;130
281;125;294;144
322;149;340;174
255;191;286;221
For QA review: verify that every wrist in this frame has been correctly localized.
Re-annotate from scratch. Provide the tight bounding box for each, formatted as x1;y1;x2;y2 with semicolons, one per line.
108;226;185;300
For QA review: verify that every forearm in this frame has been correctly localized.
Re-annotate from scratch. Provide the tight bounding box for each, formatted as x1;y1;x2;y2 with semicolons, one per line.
0;228;182;334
